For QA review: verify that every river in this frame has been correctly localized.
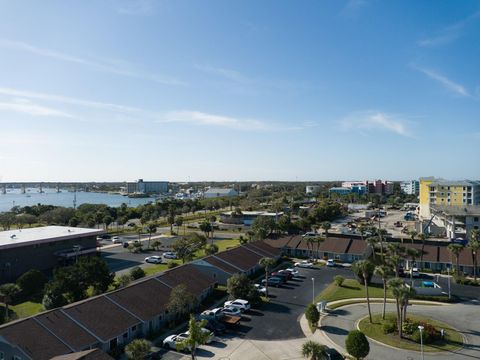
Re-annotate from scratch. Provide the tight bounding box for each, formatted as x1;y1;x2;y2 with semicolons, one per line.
0;188;156;212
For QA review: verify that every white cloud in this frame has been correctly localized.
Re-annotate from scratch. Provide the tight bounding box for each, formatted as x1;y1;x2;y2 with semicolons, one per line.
159;110;300;132
0;39;186;86
418;11;480;47
0;100;73;117
195;64;255;85
341;111;413;137
414;66;470;97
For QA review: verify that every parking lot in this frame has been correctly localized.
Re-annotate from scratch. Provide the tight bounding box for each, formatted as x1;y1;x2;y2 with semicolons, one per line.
159;265;353;359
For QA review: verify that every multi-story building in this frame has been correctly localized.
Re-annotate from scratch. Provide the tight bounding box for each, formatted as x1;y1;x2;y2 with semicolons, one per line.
401;180;420;195
126;179;168;194
305;185;321;195
340;180;392;195
419;177;480;219
203;188;238;198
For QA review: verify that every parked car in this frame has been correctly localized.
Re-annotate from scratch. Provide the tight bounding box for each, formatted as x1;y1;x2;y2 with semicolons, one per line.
224;299;250;312
96;234;111;240
144;255;162;264
112;236;122;244
178;328;214;344
294;260;314;268
254;284;267;295
398;266;405;277
271;272;289;282
221;306;242;317
277;269;294;280
326;259;336;267
284;268;299;277
163;251;177;259
261;277;283;287
199;308;241;325
202;318;226;335
411;267;420;278
122;242;129;248
163;334;189;350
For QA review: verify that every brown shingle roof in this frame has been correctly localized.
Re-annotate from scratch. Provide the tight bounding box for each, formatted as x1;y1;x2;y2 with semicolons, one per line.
107;278;172;322
214;246;263;272
63;296;140;342
249;241;281;257
36;309;97;351
51;349;114;360
157;264;216;296
203;256;241;274
242;243;273;257
318;237;351;254
264;236;300;249
346;239;368;255
0;318;72;360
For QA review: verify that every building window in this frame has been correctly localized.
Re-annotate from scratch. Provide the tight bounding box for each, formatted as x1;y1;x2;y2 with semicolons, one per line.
0;352;4;360
474;217;479;222
131;325;137;332
123;332;128;339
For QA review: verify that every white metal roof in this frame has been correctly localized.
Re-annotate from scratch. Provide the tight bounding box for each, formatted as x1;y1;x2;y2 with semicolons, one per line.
0;226;103;250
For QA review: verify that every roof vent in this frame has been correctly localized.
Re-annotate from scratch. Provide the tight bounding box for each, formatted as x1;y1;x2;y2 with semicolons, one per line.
10;234;16;239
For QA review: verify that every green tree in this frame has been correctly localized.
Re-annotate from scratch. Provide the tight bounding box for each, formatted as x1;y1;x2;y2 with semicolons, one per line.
146;223;157;249
103;215;113;230
152;239;162;251
205;243;219;255
166;284;197;321
178;315;210;360
334;275;344;287
320;221;331;239
199;220;212;240
168;204;176;234
305;303;320;327
387;277;405;338
251;216;276;239
301;340;327;360
366;236;378;261
16;269;48;297
77;257;114;295
374;265;391;320
116;274;132;289
125;339;151;360
226;273;258;301
259;257;276;296
353;260;374;323
42;282;67;310
345;330;369;360
409;230;418;244
448;243;464;274
130;266;146;280
0;283;20;321
468;229;480;281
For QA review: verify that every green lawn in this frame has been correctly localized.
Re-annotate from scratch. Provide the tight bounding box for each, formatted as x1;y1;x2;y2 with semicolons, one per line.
8;301;43;319
358;313;463;352
215;238;241;252
315;278;392;303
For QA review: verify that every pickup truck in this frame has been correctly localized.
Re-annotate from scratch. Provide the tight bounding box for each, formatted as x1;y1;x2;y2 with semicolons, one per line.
199;307;241;326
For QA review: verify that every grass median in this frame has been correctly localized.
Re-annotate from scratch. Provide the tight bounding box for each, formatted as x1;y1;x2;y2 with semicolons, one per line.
315;278;392;303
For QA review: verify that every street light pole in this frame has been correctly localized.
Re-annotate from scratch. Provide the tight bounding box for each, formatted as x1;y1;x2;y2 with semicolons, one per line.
418;325;425;360
312;277;315;304
447;266;451;299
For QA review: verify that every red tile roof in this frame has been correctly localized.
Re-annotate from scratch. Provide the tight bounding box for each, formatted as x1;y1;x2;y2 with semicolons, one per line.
0;318;72;360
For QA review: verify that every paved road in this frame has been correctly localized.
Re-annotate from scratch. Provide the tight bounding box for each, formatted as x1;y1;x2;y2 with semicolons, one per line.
321;302;480;360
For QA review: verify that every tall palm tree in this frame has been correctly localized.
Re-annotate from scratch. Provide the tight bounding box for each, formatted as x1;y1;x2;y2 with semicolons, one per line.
418;233;428;266
468;229;480;281
406;248;420;284
0;283;20;322
306;237;315;259
358;224;367;242
301;340;328;360
409;230;418;244
374;265;391;320
320;222;331;240
378;228;388;265
259;257;276;297
314;235;325;259
146;223;157;249
399;285;416;322
366;236;378;261
387;278;404;338
448;243;464;275
355;260;374;323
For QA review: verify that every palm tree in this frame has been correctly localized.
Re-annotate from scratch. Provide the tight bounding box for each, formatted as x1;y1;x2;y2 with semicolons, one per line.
418;233;428;266
356;260;374;323
448;243;464;275
0;283;20;322
320;222;331;240
306;237;315;259
146;223;157;249
374;265;391;320
387;278;404;338
366;236;378;261
301;340;328;360
406;248;420;285
259;257;276;297
408;230;418;244
314;236;325;259
178;315;211;360
399;285;416;322
468;229;480;281
378;228;388;265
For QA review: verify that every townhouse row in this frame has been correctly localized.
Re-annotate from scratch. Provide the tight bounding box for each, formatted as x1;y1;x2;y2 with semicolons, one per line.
0;241;280;360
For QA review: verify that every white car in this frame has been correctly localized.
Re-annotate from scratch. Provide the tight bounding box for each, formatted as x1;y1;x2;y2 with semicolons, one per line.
254;284;267;295
163;251;177;259
285;268;299;276
411;267;420;278
178;328;214;344
145;255;162;264
221;306;241;316
112;236;122;244
224;299;250;312
326;259;336;267
163;334;189;350
294;260;314;268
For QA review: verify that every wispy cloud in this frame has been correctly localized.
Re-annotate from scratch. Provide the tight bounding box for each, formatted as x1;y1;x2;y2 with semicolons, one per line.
418;11;480;47
0;99;73;118
195;64;256;85
0;39;186;86
341;111;413;137
159;110;301;132
414;66;470;97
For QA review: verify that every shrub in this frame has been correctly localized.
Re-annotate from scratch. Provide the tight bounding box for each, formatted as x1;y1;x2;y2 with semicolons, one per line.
383;319;396;334
345;330;370;360
402;319;418;335
167;261;178;269
334;275;345;287
305;303;320;327
130;266;146;280
16;269;48;297
410;322;440;344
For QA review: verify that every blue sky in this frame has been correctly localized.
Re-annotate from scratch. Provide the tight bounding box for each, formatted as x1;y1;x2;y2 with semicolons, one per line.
0;0;479;182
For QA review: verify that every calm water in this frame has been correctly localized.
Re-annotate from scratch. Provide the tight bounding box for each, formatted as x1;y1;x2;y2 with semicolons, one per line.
0;188;156;212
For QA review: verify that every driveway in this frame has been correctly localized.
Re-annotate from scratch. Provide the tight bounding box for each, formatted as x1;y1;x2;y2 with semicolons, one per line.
321;302;480;359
